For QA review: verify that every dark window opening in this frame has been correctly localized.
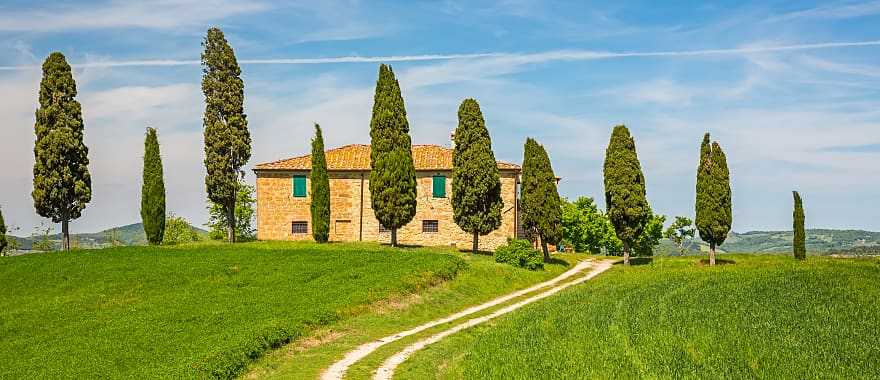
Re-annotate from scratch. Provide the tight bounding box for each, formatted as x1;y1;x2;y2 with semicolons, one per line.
292;221;308;234
422;220;439;233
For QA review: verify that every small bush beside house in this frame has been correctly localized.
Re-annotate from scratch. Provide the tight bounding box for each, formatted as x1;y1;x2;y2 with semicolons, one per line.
495;239;544;270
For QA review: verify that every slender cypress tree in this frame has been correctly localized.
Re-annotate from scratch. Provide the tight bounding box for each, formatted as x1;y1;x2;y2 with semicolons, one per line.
32;52;91;251
521;138;562;262
311;124;330;243
695;133;732;266
0;205;7;254
603;125;650;265
452;99;503;254
202;27;251;243
141;127;166;245
793;191;806;260
369;64;417;247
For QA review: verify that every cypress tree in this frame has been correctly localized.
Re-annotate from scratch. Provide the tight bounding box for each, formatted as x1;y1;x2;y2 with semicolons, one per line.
0;205;7;254
793;191;806;260
695;133;732;266
520;138;562;262
32;52;92;251
603;125;650;265
311;124;330;243
141;127;166;245
369;64;417;247
202;27;251;243
452;99;503;254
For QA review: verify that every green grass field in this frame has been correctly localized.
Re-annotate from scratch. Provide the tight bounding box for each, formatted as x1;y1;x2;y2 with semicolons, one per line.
399;255;880;379
0;241;465;379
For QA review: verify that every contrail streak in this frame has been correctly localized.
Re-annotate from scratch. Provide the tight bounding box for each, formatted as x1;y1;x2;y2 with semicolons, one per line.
1;40;878;71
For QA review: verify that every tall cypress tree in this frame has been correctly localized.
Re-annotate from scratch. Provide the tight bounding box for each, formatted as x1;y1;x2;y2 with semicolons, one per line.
141;127;166;245
603;125;650;265
202;27;251;243
369;64;417;247
0;205;7;254
452;99;503;254
521;138;562;262
32;52;91;251
793;191;806;260
311;124;330;243
695;133;732;266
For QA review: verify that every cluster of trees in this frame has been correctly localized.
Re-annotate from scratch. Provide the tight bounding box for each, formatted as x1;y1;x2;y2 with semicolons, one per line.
12;25;809;263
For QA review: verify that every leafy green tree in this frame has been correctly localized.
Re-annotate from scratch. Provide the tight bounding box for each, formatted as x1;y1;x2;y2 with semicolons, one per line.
206;181;256;241
664;216;695;256
695;133;732;266
561;197;613;254
603;125;650;265
521;138;562;262
32;52;91;251
793;191;806;260
368;64;417;247
141;127;166;245
0;205;6;254
31;222;55;252
452;98;503;254
202;27;251;243
604;211;665;257
311;124;330;243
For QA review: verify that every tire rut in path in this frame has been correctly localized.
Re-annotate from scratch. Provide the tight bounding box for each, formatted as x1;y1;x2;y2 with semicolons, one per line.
320;259;612;380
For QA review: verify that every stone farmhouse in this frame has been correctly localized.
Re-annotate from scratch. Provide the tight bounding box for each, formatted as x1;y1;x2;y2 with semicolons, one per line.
253;144;522;251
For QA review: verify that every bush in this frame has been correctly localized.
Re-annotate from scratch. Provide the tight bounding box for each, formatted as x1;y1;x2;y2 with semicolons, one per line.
163;213;202;245
495;239;544;270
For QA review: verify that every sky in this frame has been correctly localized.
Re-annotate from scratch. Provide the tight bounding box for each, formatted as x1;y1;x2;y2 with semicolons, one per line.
0;0;879;236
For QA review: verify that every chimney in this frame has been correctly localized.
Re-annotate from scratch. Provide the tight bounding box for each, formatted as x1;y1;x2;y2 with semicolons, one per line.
450;131;456;148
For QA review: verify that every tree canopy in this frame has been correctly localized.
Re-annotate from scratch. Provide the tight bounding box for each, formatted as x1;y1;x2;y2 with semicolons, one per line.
368;64;417;246
521;138;562;262
141;127;166;245
452;98;503;253
603;125;650;264
32;52;92;251
202;27;251;243
695;133;732;265
793;191;806;260
311;124;330;243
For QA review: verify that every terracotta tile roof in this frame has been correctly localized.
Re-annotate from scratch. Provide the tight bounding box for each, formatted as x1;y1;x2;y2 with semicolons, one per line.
254;144;520;171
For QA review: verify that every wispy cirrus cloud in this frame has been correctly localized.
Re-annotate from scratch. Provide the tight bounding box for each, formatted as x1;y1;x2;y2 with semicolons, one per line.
767;0;880;22
0;0;268;32
2;39;878;71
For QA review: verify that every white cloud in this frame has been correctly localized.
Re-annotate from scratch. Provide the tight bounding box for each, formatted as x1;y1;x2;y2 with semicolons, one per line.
0;0;268;32
767;0;880;22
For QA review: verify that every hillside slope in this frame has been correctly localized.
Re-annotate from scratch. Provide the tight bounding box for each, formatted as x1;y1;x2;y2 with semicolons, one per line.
10;222;208;250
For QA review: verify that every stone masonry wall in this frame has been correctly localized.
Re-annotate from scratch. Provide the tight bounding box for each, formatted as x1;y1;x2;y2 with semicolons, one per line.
255;169;519;251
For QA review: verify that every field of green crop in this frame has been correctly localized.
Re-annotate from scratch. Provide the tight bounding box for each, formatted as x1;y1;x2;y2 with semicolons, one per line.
0;241;465;379
399;255;880;379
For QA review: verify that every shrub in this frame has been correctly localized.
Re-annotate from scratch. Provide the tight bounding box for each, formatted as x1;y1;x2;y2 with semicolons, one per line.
495;239;544;270
163;213;202;245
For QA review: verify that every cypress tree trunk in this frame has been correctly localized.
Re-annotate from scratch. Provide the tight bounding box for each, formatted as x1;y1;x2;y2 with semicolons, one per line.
541;237;550;263
622;241;630;265
472;231;479;254
226;200;236;243
709;242;716;266
62;218;70;251
390;228;398;247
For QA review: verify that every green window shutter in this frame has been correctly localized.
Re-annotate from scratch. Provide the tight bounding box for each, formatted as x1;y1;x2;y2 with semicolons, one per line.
292;175;307;197
432;175;446;198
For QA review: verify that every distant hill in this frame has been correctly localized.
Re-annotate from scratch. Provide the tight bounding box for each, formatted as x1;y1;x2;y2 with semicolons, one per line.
657;229;880;255
10;223;208;251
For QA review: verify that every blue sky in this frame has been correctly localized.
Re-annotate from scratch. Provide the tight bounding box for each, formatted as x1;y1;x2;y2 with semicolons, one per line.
1;0;879;235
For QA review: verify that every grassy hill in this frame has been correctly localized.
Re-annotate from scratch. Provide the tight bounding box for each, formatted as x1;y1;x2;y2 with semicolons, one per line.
653;229;880;255
399;255;880;378
10;222;208;250
0;241;465;378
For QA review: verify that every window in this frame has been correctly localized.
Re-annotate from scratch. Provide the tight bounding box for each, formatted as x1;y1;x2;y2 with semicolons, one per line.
422;220;439;233
291;221;308;234
432;175;446;198
292;175;307;197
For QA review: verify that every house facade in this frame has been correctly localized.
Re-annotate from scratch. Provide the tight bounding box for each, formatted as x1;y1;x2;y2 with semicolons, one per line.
253;144;521;251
